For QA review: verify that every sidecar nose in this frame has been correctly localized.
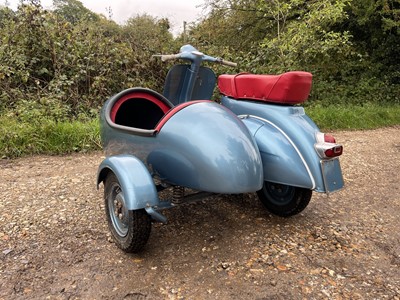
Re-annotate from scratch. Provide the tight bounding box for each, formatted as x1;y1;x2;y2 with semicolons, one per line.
149;102;263;194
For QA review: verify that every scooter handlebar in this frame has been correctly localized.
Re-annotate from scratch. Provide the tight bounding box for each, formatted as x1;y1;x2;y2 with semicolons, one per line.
154;52;238;67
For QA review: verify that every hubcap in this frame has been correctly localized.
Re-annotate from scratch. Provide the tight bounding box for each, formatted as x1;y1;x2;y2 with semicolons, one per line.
109;184;129;237
264;183;295;206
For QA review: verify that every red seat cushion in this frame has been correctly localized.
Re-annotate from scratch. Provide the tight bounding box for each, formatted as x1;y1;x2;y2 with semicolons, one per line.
218;71;312;104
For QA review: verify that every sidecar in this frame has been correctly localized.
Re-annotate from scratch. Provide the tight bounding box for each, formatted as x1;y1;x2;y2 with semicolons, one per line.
97;87;263;252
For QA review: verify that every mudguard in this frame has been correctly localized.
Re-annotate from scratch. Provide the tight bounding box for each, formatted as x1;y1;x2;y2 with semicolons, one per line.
97;155;160;210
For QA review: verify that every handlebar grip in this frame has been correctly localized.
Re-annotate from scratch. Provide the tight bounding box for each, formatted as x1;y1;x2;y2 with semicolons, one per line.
153;54;180;62
221;59;237;67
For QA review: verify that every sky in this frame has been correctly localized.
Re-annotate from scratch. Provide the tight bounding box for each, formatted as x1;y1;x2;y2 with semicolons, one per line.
5;0;206;35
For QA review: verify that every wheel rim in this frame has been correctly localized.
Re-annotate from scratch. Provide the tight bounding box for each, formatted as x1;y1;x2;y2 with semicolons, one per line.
262;182;295;206
108;182;129;237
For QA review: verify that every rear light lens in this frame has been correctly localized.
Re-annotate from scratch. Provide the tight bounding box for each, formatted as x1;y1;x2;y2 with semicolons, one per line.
324;134;336;143
324;145;343;157
315;132;343;159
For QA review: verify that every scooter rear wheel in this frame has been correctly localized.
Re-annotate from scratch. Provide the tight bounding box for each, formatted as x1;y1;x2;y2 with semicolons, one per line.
104;172;151;253
257;181;312;217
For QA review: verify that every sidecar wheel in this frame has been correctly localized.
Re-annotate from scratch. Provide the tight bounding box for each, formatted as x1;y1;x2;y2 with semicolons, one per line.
257;181;312;217
104;173;151;253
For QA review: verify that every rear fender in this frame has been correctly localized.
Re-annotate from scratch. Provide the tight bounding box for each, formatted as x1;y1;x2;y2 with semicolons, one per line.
97;155;159;210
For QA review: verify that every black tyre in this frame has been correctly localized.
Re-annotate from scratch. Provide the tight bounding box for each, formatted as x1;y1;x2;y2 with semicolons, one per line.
257;181;312;217
104;173;151;253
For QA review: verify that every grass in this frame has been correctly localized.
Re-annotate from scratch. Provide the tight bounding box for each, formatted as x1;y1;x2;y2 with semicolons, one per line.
0;117;101;158
1;103;399;158
306;103;400;130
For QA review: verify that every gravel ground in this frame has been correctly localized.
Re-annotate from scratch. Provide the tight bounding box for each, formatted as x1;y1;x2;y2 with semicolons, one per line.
0;126;399;300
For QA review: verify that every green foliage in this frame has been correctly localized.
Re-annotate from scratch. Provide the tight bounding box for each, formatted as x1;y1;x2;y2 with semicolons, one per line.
53;0;100;24
0;0;399;157
13;98;71;123
0;1;179;157
0;1;175;120
309;76;400;106
259;0;353;74
187;0;269;57
343;0;400;84
190;0;400;107
0;116;100;158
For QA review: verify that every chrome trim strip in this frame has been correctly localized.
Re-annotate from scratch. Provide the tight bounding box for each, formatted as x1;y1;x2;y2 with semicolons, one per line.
239;114;316;189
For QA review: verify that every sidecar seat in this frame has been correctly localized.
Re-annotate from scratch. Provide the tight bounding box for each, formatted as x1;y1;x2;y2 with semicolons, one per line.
218;71;312;104
110;89;173;130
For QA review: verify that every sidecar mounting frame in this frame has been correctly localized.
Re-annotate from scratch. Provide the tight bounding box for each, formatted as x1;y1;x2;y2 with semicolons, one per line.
146;189;218;224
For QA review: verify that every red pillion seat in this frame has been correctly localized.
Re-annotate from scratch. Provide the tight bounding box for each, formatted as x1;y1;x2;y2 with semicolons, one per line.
218;71;312;104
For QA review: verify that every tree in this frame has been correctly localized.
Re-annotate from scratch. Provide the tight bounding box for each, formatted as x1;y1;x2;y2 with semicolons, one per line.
260;0;353;74
53;0;99;24
189;0;273;50
191;0;354;75
343;0;400;83
0;2;176;119
123;14;173;52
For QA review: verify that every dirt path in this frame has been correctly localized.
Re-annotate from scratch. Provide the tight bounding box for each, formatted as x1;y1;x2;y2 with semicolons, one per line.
1;127;399;300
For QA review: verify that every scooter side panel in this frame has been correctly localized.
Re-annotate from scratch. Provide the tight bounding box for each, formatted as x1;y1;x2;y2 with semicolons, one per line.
241;117;315;188
222;96;340;192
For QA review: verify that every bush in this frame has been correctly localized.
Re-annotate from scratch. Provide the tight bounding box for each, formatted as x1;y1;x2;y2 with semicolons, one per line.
308;75;400;106
0;3;175;119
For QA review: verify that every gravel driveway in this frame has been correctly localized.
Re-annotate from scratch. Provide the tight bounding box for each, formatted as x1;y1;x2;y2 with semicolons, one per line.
1;127;399;300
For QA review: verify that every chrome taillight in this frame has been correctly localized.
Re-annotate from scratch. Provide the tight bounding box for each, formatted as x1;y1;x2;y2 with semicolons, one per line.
315;132;343;159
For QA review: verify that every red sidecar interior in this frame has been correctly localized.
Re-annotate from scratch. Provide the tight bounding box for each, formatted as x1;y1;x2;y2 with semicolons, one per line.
218;71;312;104
110;91;172;130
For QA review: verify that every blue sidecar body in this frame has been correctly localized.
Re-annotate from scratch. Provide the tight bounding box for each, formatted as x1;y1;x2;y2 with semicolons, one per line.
98;88;263;196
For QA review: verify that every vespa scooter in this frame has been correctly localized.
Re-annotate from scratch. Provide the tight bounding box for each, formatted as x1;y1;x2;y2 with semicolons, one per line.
97;45;344;253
